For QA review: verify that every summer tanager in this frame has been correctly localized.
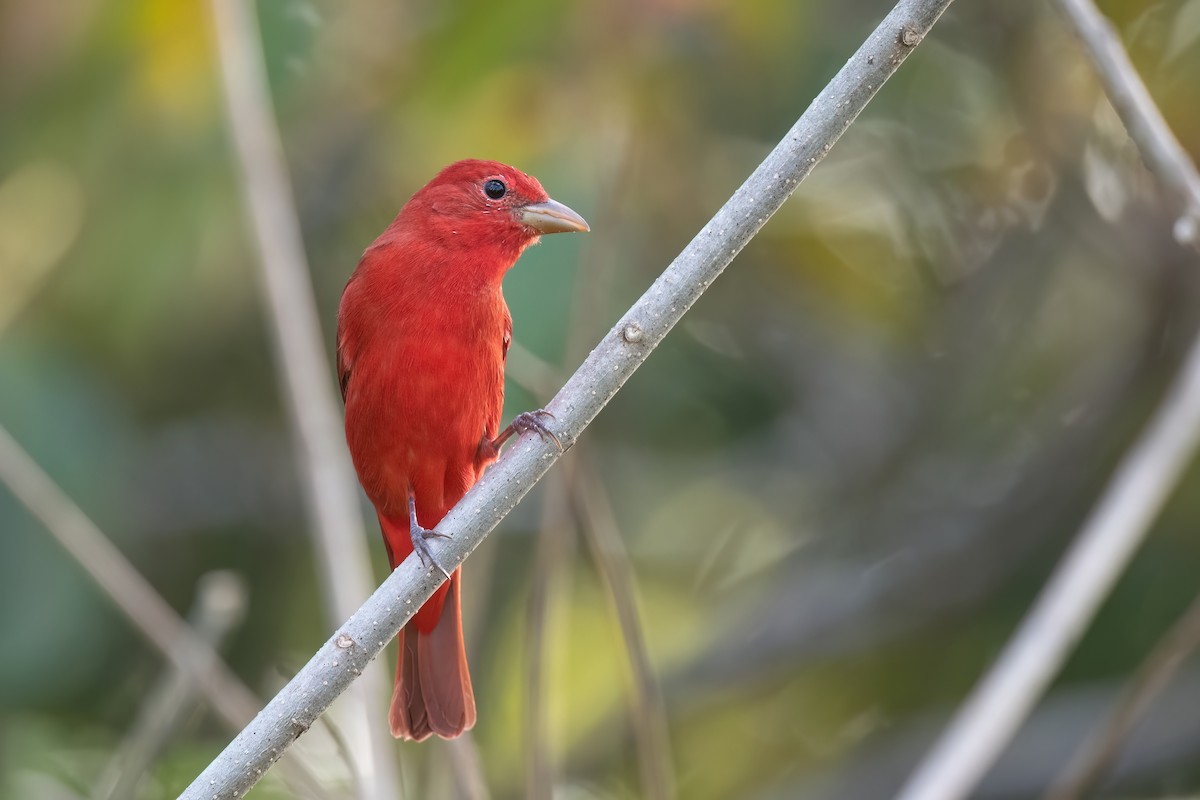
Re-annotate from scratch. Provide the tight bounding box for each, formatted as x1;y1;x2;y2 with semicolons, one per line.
337;160;588;740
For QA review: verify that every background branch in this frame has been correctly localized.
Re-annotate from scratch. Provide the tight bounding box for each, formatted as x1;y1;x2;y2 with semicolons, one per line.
562;132;676;800
0;425;329;799
572;461;675;800
517;127;677;800
445;737;491;800
895;3;1200;798
1048;591;1200;800
180;1;958;796
207;0;398;796
1051;0;1200;247
524;467;575;800
92;570;247;800
765;671;1200;799
897;277;1200;800
0;425;259;729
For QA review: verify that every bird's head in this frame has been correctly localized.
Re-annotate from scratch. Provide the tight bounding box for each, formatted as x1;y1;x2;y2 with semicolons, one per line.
395;159;589;273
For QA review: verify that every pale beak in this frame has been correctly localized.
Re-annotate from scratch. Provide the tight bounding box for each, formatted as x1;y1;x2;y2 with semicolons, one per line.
517;198;590;234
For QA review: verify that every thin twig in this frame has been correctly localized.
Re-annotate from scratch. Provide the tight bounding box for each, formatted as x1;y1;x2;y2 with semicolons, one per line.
896;5;1200;798
93;571;247;800
1047;592;1200;800
207;0;399;797
0;426;259;726
522;126;641;800
1052;0;1200;248
446;737;491;800
896;302;1200;800
573;462;675;800
0;425;329;799
525;466;575;800
558;130;675;800
180;2;957;795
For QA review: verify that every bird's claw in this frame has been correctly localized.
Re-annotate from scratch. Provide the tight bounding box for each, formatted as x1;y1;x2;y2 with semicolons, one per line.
509;409;562;451
410;523;451;579
480;409;563;461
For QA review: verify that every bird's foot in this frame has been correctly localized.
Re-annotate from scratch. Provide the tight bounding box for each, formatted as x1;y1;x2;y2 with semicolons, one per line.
410;523;451;579
501;409;563;451
478;410;563;463
407;492;451;579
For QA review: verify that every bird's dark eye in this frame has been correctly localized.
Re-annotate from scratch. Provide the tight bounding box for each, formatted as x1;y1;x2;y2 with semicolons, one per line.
483;179;507;200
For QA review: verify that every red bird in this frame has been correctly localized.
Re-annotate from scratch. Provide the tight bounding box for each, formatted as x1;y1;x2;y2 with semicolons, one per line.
337;160;588;740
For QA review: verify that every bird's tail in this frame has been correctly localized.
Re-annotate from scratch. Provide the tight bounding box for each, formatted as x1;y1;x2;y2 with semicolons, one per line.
390;567;476;740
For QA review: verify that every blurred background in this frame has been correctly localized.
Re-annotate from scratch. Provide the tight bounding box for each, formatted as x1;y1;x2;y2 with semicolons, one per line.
3;0;1200;798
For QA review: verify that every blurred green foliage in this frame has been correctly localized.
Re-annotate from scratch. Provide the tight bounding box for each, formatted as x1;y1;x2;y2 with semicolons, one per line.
3;0;1200;798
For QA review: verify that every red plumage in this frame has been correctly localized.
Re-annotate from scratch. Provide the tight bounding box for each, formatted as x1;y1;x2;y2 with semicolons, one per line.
336;159;587;740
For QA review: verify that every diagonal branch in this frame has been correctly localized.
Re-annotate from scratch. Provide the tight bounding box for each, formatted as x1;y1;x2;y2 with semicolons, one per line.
572;460;675;800
895;4;1200;798
180;1;958;796
525;467;575;800
1052;0;1200;248
897;254;1200;800
93;570;247;800
896;346;1200;800
894;332;1200;800
0;425;328;799
1047;591;1200;800
521;131;669;800
0;425;261;728
207;0;399;797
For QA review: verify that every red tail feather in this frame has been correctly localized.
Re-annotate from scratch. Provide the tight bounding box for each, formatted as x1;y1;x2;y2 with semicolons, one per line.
390;568;476;741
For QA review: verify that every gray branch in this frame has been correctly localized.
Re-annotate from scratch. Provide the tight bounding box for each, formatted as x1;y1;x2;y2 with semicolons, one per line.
0;425;328;799
208;0;398;796
0;425;260;728
574;460;676;800
898;276;1200;800
895;5;1200;799
180;1;958;796
1048;591;1200;799
94;571;247;800
1053;0;1200;247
